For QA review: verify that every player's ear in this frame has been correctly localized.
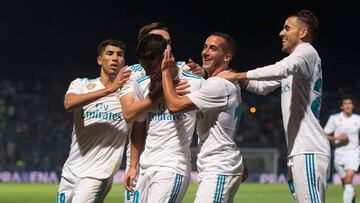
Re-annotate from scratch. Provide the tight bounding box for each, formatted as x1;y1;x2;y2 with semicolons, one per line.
97;56;102;66
224;53;232;62
300;27;308;42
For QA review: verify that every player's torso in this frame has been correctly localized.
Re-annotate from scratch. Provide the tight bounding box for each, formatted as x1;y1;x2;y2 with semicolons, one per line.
196;79;243;175
137;70;202;174
333;114;360;153
64;78;129;178
280;58;329;156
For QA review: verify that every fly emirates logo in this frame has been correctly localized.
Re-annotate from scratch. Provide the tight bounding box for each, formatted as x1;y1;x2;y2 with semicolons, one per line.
81;102;123;122
148;103;188;121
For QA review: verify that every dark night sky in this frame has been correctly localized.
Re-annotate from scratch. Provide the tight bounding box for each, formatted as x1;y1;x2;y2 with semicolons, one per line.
1;1;359;91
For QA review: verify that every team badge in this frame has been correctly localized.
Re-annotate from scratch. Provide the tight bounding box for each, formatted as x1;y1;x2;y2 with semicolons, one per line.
87;83;96;90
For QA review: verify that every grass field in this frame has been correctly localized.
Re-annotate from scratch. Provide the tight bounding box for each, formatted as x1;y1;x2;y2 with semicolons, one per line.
0;183;359;202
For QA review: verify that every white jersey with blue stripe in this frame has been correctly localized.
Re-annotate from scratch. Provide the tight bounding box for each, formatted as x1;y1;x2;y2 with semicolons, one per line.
121;62;192;172
324;112;360;158
129;63;146;81
62;78;129;179
134;68;203;176
187;77;243;176
246;43;330;157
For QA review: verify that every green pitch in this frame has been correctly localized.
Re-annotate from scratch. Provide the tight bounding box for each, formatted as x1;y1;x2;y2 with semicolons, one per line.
0;183;358;203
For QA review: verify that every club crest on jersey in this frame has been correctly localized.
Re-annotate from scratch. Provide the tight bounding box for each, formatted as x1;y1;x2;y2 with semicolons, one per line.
87;83;96;90
122;82;130;90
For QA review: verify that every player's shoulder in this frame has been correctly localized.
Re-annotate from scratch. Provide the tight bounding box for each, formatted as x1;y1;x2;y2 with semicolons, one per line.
293;43;319;57
181;70;202;80
71;77;97;85
136;75;150;84
176;61;186;67
129;63;144;72
329;112;341;119
201;77;228;90
352;113;360;120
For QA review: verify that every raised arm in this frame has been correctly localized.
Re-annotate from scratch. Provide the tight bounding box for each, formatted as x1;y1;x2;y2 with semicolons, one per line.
64;67;131;112
120;93;156;123
161;47;197;113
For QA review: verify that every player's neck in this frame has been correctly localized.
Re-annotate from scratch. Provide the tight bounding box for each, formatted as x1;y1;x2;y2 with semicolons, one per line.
99;71;113;87
211;65;227;77
342;111;352;118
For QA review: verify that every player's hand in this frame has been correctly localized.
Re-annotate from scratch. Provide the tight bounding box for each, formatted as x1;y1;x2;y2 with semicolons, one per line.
109;66;131;93
187;59;205;77
337;133;349;142
148;74;163;101
241;164;249;183
174;79;190;95
124;167;137;193
161;45;176;72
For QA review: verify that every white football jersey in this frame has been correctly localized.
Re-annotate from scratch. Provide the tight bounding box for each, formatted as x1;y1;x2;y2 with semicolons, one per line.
324;112;360;158
124;64;146;171
187;77;243;177
122;62;191;171
62;78;129;179
122;64;203;176
129;63;146;81
246;42;330;157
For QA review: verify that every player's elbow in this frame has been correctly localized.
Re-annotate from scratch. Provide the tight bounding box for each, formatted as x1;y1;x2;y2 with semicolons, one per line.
64;100;74;112
122;112;135;123
167;103;183;114
258;91;270;96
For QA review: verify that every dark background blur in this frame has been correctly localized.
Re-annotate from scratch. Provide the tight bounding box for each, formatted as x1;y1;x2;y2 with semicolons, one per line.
1;0;359;175
1;1;359;90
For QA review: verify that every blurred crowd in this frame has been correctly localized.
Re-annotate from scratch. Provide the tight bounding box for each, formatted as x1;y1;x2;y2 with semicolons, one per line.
1;79;359;174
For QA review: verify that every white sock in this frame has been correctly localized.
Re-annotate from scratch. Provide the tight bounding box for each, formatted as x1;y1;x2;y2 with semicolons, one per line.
344;184;355;203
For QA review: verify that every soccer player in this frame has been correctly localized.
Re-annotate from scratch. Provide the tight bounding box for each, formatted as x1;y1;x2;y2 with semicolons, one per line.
218;10;331;202
123;34;203;203
121;22;192;203
161;32;244;203
57;39;131;203
324;95;360;203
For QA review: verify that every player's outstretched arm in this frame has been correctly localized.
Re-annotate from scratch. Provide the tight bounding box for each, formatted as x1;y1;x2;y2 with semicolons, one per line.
64;67;131;112
124;121;146;192
120;94;156;123
217;70;249;86
161;46;197;113
217;70;247;82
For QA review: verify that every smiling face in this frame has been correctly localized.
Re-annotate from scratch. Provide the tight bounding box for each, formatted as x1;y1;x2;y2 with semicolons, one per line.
201;35;231;74
97;45;125;78
279;16;308;54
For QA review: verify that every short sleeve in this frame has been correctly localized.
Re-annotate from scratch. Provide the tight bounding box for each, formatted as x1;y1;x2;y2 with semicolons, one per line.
119;78;136;98
323;116;335;135
187;77;229;112
66;78;84;95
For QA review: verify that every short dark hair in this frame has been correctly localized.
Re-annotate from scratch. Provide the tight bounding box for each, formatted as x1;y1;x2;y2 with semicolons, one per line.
135;34;167;70
291;10;319;43
210;32;237;58
138;22;168;42
340;95;357;107
97;39;125;55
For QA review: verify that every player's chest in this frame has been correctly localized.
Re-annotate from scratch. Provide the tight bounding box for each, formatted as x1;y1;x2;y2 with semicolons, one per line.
335;118;360;133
